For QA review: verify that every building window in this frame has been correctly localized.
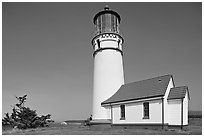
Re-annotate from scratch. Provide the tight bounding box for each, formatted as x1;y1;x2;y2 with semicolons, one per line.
143;102;149;119
120;104;125;120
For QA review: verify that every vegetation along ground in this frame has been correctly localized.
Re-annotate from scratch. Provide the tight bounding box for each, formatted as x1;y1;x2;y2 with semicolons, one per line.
2;116;202;135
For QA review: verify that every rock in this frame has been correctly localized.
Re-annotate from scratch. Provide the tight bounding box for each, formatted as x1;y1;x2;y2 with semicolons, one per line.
60;122;67;125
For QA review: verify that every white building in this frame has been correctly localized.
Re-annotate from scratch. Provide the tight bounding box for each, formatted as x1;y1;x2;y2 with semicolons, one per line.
101;75;190;128
91;7;190;128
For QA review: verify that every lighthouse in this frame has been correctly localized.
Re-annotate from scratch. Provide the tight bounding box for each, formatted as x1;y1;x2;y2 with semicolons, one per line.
92;6;124;120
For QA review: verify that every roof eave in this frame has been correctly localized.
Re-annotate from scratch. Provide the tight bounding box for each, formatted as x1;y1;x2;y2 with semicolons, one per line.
101;94;164;106
186;86;190;100
167;97;185;100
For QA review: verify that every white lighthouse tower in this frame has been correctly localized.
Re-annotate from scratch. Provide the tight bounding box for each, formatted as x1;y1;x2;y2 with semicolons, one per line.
92;6;124;120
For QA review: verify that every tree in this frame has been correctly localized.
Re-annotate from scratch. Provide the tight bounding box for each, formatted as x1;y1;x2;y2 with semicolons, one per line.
2;94;52;129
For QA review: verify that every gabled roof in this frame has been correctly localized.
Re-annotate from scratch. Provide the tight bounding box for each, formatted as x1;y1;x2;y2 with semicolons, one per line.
168;86;190;100
101;74;172;105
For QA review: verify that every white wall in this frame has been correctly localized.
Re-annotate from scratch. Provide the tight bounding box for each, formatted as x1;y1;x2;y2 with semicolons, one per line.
109;78;174;125
92;34;124;120
165;79;189;126
183;92;188;125
112;99;162;124
106;106;111;120
103;77;189;126
163;77;174;124
168;99;181;125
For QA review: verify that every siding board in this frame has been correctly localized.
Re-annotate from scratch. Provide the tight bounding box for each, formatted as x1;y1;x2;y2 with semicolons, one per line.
168;99;181;125
112;100;162;124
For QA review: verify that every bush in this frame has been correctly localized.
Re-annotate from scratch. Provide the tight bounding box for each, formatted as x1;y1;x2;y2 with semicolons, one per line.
2;94;52;129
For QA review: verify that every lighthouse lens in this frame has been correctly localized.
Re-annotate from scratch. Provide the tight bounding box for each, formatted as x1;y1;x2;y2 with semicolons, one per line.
96;14;119;35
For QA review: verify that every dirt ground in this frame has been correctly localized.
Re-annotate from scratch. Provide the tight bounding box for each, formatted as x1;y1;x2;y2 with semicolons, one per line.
2;118;202;135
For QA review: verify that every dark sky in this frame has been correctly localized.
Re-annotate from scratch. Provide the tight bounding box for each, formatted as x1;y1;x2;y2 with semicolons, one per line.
2;2;202;121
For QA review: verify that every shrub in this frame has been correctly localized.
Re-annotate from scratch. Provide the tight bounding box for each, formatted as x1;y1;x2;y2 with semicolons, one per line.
2;94;52;129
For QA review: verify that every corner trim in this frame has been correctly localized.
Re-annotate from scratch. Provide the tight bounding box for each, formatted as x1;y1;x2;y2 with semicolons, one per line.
181;98;183;129
110;103;113;125
162;98;164;129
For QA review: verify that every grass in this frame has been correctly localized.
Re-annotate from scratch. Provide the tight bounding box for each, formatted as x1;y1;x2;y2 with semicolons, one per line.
189;111;202;118
2;117;202;135
2;111;202;135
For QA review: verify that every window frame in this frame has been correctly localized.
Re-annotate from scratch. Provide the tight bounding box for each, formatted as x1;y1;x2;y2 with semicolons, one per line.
143;102;150;119
120;104;125;120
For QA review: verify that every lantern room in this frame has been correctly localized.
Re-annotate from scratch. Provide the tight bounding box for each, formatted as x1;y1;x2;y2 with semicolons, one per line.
93;6;121;35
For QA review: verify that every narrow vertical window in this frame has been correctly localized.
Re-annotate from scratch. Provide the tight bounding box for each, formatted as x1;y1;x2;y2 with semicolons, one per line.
102;14;106;33
111;14;113;31
120;104;125;120
105;14;111;32
98;16;102;33
118;39;120;48
97;39;100;48
116;18;118;33
143;102;149;119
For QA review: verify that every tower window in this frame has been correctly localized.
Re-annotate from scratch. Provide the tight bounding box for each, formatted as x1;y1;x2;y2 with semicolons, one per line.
101;14;106;32
97;39;100;48
97;16;102;34
120;104;125;120
143;102;149;119
118;39;120;48
111;14;115;31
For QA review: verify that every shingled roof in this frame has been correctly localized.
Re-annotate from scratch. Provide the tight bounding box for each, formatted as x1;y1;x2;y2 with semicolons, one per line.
168;86;190;100
101;74;173;105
